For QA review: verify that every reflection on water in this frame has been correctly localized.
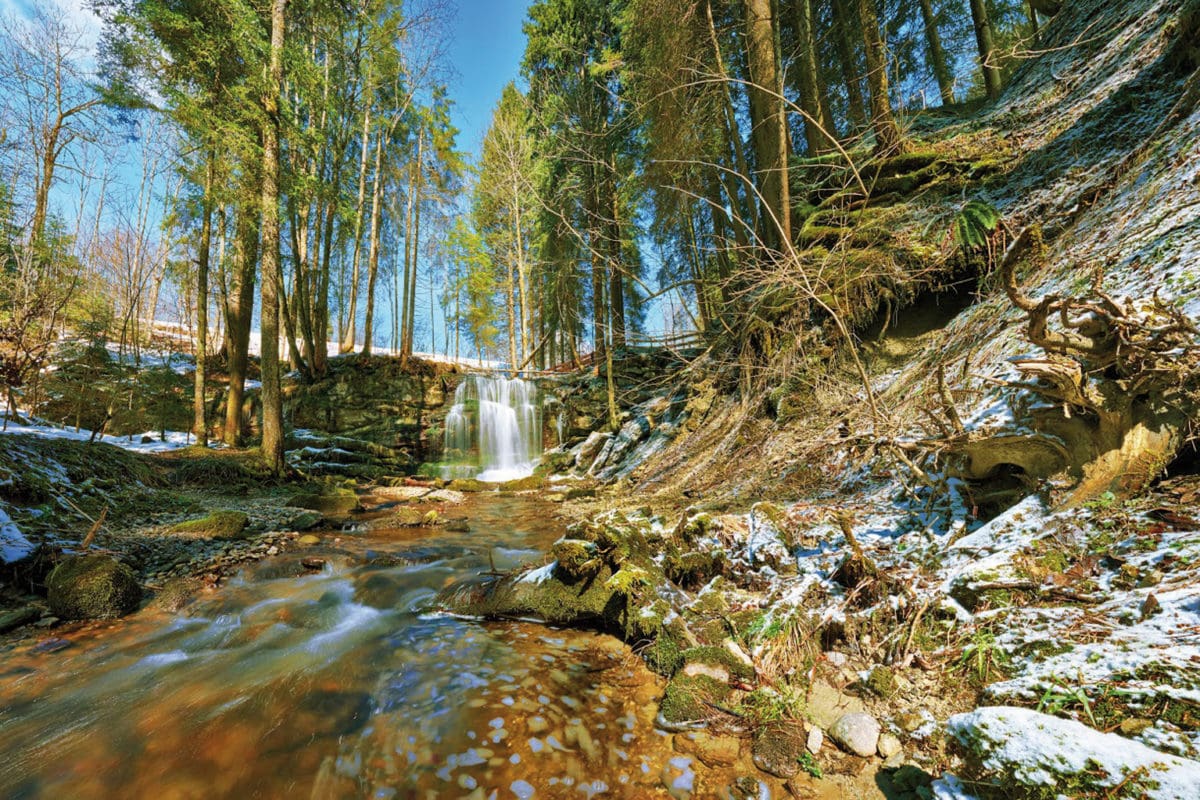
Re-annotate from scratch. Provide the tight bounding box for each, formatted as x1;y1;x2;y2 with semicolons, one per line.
0;497;731;799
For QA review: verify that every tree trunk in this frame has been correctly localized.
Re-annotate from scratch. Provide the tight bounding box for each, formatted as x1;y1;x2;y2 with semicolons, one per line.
705;0;757;239
832;0;869;131
192;150;216;447
259;0;286;474
792;0;836;154
223;193;259;447
513;175;531;366
743;0;791;248
606;163;625;350
401;131;424;363
341;102;373;353
362;133;385;357
970;0;1003;100
919;0;955;105
855;0;903;153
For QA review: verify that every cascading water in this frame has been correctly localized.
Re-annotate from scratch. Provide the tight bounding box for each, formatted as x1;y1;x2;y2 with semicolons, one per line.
442;375;542;482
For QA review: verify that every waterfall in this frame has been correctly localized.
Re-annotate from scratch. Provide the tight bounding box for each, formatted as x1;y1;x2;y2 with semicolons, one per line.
441;375;542;482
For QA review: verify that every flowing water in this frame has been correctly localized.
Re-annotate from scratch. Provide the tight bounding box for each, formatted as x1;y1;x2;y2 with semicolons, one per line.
0;495;736;799
443;376;542;483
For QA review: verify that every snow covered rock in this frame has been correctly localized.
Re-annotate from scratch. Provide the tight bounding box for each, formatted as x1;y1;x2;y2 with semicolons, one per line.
0;510;34;564
948;706;1200;798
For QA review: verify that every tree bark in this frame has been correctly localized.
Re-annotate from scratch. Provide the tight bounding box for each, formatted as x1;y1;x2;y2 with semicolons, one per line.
192;150;216;447
223;190;259;447
341;101;373;353
743;0;791;247
361;133;386;356
970;0;1003;100
918;0;955;105
792;0;836;154
832;0;869;131
855;0;903;153
259;0;286;474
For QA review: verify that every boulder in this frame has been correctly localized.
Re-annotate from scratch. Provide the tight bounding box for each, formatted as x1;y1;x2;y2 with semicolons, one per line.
47;555;142;620
828;712;881;758
287;489;359;515
170;510;250;539
575;431;612;471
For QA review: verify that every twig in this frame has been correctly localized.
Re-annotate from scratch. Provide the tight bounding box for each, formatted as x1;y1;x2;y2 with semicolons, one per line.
81;506;107;550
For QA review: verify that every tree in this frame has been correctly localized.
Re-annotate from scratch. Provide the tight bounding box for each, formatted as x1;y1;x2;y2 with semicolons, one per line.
0;6;100;247
476;83;538;369
260;0;286;473
852;0;903;153
790;0;836;154
970;0;1003;100
743;0;792;246
918;0;955;105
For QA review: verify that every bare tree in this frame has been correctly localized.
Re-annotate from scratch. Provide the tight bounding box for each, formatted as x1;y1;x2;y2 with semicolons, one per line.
0;4;100;245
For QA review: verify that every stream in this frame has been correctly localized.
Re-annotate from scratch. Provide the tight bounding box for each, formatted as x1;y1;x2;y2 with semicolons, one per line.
0;495;731;799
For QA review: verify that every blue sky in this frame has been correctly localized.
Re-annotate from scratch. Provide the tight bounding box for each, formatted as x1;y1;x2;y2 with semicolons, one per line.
445;0;534;159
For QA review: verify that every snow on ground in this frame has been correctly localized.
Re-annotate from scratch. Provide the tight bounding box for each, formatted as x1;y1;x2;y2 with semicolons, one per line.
1;415;204;454
948;706;1200;797
0;508;34;564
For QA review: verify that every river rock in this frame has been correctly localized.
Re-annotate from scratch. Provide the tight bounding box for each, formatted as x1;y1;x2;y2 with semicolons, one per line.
807;726;823;754
287;489;359;515
878;732;902;758
694;733;740;767
0;606;39;633
752;721;806;778
829;712;881;758
170;510;250;539
47;555;142;620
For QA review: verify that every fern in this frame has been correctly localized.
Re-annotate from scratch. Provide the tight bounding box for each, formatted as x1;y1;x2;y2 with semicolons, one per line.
953;200;1001;251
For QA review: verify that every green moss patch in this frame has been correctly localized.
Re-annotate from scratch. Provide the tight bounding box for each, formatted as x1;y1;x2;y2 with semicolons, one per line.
47;555;142;620
660;674;732;724
170;510;250;539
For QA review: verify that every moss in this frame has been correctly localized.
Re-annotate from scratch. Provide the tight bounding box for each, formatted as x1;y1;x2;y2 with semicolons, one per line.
169;455;266;487
664;548;727;590
447;478;494;492
499;474;545;491
552;538;601;579
170;510;250;539
688;580;730;616
681;645;757;683
287;488;359;515
866;665;897;698
739;687;804;724
660;674;732;724
47;555;142;620
605;565;653;594
644;630;686;676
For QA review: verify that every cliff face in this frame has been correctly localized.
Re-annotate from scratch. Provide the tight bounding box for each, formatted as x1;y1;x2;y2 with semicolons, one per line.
283;357;462;471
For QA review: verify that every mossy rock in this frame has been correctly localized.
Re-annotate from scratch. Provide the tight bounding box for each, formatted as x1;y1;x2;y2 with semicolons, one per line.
664;548;727;590
751;721;807;778
564;486;598;500
286;488;359;515
679;645;757;683
551;538;601;579
47;555;142;620
170;510;250;539
499;474;545;492
660;673;732;724
644;630;686;676
447;478;494;493
287;511;324;531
